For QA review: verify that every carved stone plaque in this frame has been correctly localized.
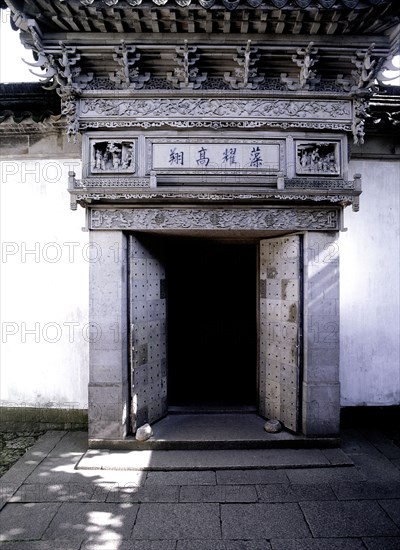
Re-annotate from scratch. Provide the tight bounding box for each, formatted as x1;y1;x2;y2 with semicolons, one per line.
151;140;280;172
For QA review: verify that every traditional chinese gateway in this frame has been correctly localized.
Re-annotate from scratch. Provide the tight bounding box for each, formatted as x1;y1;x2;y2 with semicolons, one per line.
0;0;399;445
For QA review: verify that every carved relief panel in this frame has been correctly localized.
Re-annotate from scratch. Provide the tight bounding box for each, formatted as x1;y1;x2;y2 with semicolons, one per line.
79;97;353;132
81;132;348;181
88;137;137;176
295;140;340;177
71;130;356;210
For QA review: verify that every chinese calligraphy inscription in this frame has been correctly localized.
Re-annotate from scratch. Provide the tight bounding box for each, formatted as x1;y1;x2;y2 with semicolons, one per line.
153;142;279;172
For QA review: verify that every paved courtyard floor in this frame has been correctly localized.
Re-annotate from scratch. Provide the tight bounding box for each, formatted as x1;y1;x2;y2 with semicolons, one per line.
0;425;399;550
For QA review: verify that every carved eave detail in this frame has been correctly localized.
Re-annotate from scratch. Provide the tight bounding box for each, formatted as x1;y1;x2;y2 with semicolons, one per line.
336;44;380;96
281;42;320;91
166;41;207;90
3;0;394;202
224;40;265;90
6;1;394;146
110;41;150;89
14;15;90;141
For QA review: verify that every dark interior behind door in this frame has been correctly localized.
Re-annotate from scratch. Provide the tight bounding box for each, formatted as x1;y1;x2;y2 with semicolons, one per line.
167;240;257;409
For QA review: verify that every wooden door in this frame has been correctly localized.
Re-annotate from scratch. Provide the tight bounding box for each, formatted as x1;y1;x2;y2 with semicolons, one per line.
129;235;167;431
259;235;302;432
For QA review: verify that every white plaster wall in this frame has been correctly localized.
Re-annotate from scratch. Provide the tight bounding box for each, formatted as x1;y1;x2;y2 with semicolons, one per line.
1;156;398;410
340;159;400;406
0;159;89;409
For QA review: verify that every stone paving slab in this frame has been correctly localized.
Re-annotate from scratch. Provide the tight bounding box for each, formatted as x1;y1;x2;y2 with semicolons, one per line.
340;429;384;457
270;539;366;549
45;431;88;457
106;484;180;503
10;482;115;503
43;502;139;541
320;447;354;465
0;542;81;550
283;466;365;484
220;503;311;539
177;541;270;550
358;428;400;460
23;456;89;483
331;481;400;500
300;500;400;538
378;499;400;527
216;469;288;485
82;542;176;550
363;537;400;550
145;470;216;485
179;484;258;502
23;457;147;485
0;483;19;508
256;482;336;502
0;502;61;542
77;447;351;471
391;458;400;470
349;453;400;481
131;503;221;539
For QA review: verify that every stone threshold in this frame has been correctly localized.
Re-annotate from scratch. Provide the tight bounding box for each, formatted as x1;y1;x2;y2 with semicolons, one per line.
88;413;341;452
88;436;341;451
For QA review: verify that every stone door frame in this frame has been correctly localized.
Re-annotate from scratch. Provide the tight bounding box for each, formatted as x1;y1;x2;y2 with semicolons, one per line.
88;207;340;443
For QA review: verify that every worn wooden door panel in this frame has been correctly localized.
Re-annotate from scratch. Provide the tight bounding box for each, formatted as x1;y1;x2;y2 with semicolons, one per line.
259;235;301;432
129;235;167;432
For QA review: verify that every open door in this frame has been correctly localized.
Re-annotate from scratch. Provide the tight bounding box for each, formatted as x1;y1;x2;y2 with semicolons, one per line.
259;235;302;432
129;235;167;432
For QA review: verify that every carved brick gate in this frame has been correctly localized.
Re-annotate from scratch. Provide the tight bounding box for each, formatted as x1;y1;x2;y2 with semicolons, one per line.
6;0;399;445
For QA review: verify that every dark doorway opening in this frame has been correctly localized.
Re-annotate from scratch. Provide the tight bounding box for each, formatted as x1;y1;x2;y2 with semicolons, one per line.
166;239;257;410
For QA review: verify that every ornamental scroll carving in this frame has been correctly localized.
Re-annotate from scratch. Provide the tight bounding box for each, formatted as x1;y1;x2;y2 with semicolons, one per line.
80;97;351;122
80;119;351;132
286;179;355;190
75;178;151;188
75;191;352;204
89;207;339;231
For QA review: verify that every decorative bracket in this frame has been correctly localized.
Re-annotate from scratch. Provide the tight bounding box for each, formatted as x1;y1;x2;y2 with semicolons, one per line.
166;41;207;89
110;41;150;89
224;40;265;90
352;98;369;145
336;44;379;96
58;86;79;142
281;42;320;91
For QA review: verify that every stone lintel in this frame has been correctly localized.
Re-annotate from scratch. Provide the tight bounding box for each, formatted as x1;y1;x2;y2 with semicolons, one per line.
88;206;341;232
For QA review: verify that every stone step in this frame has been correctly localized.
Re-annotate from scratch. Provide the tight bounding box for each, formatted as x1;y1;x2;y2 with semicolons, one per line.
77;447;352;471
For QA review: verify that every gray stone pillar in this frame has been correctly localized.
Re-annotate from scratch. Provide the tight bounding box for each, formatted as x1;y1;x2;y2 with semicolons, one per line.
302;231;340;436
88;230;129;440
